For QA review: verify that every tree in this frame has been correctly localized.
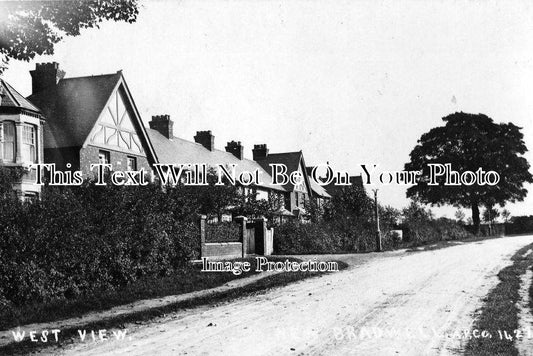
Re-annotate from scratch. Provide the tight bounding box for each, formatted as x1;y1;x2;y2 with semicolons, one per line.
324;184;373;222
482;206;500;225
0;1;139;73
501;208;511;223
405;112;532;234
454;209;466;224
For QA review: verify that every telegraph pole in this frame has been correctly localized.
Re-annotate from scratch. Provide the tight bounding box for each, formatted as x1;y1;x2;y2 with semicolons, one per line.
372;189;382;252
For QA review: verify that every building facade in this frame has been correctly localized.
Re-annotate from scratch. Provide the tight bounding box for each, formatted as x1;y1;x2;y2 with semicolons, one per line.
0;78;44;198
27;63;157;178
252;145;314;217
147;115;288;219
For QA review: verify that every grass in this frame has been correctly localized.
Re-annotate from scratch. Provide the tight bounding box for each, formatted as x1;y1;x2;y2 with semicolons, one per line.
404;234;506;253
0;258;348;355
0;256;309;330
464;242;533;356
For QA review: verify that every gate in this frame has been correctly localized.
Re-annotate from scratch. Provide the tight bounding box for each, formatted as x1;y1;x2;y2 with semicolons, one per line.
246;223;255;254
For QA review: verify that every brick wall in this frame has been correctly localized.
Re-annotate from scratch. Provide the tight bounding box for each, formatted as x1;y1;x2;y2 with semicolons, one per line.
79;145;150;177
202;242;243;259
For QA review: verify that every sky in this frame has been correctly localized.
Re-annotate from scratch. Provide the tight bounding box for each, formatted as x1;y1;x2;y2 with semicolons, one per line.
2;0;533;218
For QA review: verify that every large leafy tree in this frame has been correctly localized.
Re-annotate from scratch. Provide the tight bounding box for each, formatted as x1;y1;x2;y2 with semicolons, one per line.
405;112;532;233
0;0;139;73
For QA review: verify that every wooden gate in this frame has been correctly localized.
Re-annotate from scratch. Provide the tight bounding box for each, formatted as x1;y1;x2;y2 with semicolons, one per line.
246;223;255;254
264;228;274;255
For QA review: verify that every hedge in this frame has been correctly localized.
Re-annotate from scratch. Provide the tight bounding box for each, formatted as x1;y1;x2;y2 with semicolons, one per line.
0;173;200;312
274;204;472;255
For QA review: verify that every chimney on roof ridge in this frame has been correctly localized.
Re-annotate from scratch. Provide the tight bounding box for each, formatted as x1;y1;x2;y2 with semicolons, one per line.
30;62;65;95
225;141;244;160
194;130;215;151
149;114;174;139
252;144;269;161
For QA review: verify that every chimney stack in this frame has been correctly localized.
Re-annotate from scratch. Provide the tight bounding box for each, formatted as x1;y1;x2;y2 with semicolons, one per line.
252;144;269;161
225;141;244;160
194;130;215;151
149;115;174;139
30;62;65;95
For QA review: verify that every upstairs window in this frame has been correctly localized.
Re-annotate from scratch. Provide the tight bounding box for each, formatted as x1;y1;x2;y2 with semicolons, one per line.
127;156;137;171
21;124;36;163
1;122;15;162
98;150;110;165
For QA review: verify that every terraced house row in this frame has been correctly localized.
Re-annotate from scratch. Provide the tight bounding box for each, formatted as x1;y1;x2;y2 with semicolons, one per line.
0;63;360;218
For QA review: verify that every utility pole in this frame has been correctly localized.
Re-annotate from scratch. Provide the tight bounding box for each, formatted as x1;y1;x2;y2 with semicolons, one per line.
372;189;382;252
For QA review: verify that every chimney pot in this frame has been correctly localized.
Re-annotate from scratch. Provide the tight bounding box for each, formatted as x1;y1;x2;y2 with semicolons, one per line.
252;144;269;161
149;114;174;139
30;62;65;95
225;140;244;160
194;130;215;151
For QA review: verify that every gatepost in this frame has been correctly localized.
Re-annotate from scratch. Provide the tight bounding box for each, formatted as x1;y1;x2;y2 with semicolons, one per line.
199;214;207;258
235;216;247;257
255;217;267;255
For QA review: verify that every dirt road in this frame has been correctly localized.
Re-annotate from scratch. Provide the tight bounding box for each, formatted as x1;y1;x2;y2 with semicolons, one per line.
59;235;533;356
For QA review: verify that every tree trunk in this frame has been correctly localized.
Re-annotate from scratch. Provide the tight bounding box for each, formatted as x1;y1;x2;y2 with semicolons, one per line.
471;201;480;235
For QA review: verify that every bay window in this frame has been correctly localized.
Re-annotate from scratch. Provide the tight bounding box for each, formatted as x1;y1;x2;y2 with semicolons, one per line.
1;121;15;162
22;124;36;163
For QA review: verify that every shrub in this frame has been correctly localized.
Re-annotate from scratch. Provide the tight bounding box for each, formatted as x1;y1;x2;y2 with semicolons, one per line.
274;200;472;255
0;179;201;307
274;218;377;255
401;202;472;244
506;215;533;235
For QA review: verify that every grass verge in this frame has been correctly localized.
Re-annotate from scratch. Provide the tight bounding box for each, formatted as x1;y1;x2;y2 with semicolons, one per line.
464;242;533;356
405;234;506;253
0;258;348;355
0;256;297;330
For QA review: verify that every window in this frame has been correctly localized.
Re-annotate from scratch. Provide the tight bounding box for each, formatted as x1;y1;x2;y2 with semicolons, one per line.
126;156;137;171
22;193;38;203
21;124;36;163
1;122;15;162
98;150;110;165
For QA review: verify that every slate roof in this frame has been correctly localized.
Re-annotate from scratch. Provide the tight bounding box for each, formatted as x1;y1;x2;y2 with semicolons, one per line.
256;151;312;194
147;129;287;193
0;79;41;114
305;166;332;199
323;175;365;197
27;73;121;148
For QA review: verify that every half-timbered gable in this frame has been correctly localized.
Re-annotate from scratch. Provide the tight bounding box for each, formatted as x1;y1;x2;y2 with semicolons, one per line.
27;63;157;176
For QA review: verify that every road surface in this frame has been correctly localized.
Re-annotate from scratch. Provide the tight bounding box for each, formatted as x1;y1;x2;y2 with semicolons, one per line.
59;235;533;356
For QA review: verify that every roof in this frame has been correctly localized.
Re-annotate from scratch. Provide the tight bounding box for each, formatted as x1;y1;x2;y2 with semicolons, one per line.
147;129;287;193
323;175;365;197
305;166;332;199
27;73;121;148
0;79;41;114
256;151;308;192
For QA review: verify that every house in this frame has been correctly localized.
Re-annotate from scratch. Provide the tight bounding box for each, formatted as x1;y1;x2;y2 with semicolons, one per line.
146;115;287;217
323;175;364;197
305;166;332;207
27;63;157;177
0;78;45;198
19;62;337;223
252;145;314;217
